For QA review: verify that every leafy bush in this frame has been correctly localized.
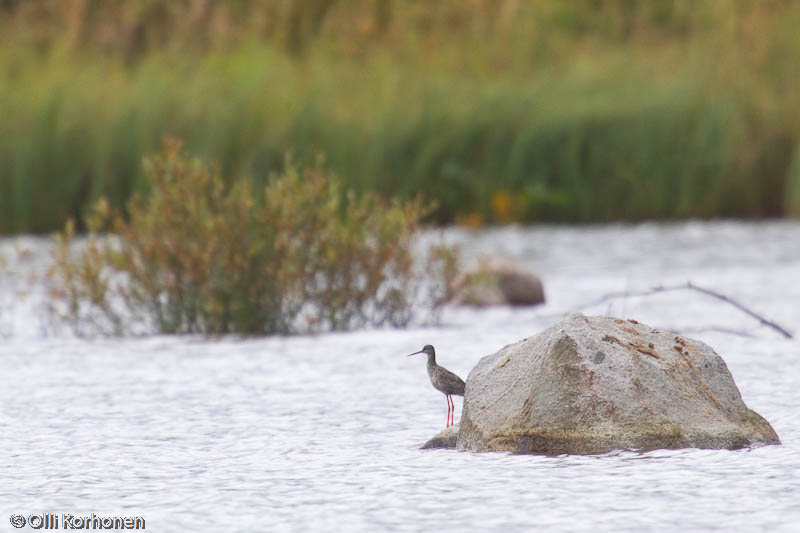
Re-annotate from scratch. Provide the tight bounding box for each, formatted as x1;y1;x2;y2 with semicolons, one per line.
49;141;457;335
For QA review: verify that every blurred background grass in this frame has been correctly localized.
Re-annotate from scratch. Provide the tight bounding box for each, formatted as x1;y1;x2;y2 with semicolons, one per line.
2;0;800;233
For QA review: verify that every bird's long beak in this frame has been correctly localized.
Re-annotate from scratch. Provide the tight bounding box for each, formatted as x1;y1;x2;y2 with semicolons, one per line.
407;350;424;357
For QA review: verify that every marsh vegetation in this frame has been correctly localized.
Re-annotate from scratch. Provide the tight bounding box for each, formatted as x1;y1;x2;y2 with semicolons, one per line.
2;1;800;234
50;142;456;335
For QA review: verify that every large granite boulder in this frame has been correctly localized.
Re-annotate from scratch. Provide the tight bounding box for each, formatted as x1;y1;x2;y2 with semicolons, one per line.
450;256;544;307
457;313;780;454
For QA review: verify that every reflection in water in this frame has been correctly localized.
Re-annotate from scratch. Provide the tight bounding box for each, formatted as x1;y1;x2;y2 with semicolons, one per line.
1;221;799;532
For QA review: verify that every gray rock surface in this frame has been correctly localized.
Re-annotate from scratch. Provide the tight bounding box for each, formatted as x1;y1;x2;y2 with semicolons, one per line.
457;313;780;454
451;256;544;307
421;424;459;449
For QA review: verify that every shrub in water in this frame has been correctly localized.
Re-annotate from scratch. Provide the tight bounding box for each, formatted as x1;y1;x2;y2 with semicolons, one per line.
50;141;456;335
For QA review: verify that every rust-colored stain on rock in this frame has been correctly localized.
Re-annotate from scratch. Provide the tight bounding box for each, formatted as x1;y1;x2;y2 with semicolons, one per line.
632;342;660;359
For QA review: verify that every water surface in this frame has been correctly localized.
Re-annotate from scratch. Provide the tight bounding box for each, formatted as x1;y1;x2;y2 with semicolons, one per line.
1;221;798;531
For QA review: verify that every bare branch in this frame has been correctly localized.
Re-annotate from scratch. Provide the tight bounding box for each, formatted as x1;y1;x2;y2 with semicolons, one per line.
684;281;793;339
554;281;793;339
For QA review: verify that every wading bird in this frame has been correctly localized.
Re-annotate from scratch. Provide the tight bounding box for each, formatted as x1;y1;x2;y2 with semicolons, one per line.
407;345;465;428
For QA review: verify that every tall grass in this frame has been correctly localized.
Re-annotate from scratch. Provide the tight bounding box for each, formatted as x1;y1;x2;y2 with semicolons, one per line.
1;1;800;233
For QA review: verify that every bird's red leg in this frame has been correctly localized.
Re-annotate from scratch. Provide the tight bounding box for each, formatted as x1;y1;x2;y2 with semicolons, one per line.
446;395;451;427
447;395;453;427
450;395;454;426
450;395;454;427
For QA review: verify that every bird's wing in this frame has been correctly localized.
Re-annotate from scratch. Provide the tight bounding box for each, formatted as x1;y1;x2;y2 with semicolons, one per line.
438;367;466;395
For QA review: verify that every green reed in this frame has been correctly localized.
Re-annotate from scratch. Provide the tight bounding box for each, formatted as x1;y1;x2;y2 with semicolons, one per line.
2;1;800;232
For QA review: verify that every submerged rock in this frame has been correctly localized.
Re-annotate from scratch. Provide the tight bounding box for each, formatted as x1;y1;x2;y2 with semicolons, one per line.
457;313;780;455
421;423;459;449
450;256;544;307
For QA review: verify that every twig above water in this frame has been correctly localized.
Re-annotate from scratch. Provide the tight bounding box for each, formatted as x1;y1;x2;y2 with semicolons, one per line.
552;281;793;339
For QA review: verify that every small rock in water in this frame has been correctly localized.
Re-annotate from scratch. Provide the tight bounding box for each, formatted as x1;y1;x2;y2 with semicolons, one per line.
450;256;544;307
421;424;459;450
456;313;780;455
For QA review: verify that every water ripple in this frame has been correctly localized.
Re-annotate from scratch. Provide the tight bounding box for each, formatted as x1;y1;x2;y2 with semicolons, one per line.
1;221;799;531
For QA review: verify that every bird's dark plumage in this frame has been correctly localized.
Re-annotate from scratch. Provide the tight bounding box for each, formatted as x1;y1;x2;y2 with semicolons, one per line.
408;345;465;427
